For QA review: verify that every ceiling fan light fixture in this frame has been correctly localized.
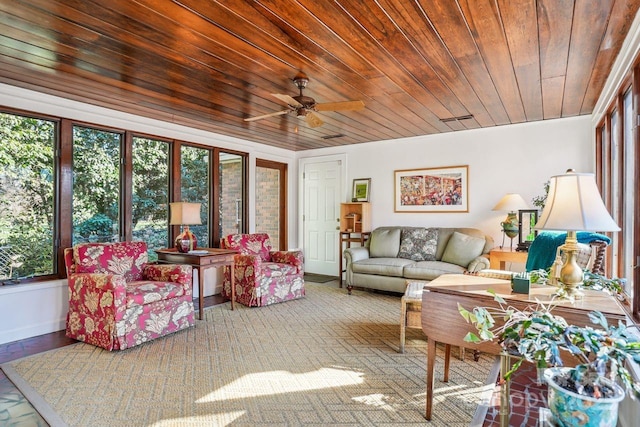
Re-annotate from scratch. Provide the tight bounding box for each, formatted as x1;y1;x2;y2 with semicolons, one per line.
293;72;309;89
243;73;364;128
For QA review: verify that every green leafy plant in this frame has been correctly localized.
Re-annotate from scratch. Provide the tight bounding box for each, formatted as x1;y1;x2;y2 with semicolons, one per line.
458;291;640;399
527;268;627;303
532;180;550;210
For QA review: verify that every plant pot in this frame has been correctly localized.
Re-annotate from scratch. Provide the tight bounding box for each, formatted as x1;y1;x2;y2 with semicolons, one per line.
544;368;625;427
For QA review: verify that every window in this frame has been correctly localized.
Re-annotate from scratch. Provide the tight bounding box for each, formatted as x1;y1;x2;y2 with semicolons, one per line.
256;159;287;250
596;74;639;319
219;152;245;242
0;112;57;281
132;136;170;260
72;126;122;245
621;89;635;298
181;145;210;247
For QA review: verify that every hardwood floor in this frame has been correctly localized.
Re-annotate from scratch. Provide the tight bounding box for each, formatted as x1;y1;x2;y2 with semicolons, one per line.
0;294;226;426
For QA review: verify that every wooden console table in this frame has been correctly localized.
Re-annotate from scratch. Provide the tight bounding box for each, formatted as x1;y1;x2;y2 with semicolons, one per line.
156;248;237;320
420;274;627;422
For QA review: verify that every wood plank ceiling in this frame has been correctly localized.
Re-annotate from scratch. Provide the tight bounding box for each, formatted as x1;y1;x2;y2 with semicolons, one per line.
0;1;638;151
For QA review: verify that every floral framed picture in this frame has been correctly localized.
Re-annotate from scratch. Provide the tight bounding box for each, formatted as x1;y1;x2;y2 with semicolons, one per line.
394;165;468;212
352;178;371;202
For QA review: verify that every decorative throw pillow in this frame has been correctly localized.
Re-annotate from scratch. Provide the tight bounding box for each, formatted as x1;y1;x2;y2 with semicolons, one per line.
398;228;438;261
369;228;402;258
74;241;148;282
441;231;486;268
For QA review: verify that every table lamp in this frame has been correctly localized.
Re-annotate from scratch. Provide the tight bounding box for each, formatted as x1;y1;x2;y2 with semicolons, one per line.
169;202;202;253
492;193;529;249
534;169;619;296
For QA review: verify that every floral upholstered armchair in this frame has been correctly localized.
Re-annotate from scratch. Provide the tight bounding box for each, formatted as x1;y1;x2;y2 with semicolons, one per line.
220;233;305;307
64;241;195;351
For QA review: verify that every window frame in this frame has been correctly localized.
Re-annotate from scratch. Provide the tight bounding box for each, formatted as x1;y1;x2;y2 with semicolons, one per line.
595;67;639;321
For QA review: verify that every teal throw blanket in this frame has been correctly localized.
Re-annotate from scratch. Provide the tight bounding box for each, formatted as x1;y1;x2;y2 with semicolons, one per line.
525;231;611;271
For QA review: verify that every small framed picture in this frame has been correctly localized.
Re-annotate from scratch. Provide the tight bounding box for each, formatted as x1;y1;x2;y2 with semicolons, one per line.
352;178;371;202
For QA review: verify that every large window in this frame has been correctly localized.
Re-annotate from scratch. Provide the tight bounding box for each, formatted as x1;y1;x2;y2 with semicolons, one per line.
132;136;170;260
219;152;245;242
256;159;287;250
72;126;122;245
0;110;247;283
181;145;210;247
0;112;56;281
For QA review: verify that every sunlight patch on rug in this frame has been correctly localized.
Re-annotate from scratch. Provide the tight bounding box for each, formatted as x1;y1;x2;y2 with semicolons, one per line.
198;367;364;402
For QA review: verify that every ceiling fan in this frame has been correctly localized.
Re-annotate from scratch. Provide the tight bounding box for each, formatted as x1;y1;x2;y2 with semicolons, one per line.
244;72;365;128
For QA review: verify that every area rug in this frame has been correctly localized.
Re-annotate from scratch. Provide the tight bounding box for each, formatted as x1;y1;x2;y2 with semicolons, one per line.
1;283;497;426
303;272;339;283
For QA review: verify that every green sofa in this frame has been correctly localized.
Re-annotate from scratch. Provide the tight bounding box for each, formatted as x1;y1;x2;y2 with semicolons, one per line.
343;226;494;294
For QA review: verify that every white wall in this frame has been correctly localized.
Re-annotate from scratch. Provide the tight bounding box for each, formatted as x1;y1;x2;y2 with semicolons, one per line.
297;116;593;247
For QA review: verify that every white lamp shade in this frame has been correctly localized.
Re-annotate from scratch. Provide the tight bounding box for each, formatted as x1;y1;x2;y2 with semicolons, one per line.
492;193;529;212
535;171;619;232
169;202;202;225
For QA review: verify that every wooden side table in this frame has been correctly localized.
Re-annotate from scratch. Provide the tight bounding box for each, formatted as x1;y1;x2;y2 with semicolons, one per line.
489;247;528;270
156;248;237;320
339;231;369;288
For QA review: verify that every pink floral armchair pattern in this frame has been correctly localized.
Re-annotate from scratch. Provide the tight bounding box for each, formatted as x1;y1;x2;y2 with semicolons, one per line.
64;241;195;351
220;233;305;307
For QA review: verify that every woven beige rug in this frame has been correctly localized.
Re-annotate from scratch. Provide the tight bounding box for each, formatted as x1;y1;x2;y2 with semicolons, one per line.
2;284;497;426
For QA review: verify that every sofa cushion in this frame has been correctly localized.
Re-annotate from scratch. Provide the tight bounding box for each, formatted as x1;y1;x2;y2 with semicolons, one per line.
441;231;486;267
351;257;415;277
403;261;465;280
369;228;401;258
398;228;438;261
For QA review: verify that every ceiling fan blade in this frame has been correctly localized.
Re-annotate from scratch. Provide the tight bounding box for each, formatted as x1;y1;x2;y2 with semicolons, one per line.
305;112;324;128
272;93;303;108
243;110;289;122
316;100;365;111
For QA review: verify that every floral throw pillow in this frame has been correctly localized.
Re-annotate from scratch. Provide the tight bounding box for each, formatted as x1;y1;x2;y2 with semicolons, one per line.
398;228;438;261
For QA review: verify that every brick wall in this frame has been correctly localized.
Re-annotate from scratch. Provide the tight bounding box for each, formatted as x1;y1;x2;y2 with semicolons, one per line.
255;166;280;249
220;159;243;241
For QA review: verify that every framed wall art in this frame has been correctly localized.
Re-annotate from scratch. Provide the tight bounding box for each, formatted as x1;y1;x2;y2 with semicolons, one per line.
394;165;468;212
352;178;371;202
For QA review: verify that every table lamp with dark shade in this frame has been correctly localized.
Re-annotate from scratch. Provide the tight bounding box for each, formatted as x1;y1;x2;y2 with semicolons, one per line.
534;169;620;296
492;193;529;249
169;202;202;253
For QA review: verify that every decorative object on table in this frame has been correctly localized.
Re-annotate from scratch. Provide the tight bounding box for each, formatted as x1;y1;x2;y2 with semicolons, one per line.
351;178;371;202
492;193;529;249
169;202;202;253
517;209;538;252
459;293;640;427
510;272;530;294
394;165;468;212
534;170;619;296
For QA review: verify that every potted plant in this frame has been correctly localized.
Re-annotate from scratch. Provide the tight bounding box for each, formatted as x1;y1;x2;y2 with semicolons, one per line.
458;292;640;427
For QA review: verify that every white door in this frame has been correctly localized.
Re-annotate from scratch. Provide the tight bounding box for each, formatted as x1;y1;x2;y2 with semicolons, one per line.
303;159;342;275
